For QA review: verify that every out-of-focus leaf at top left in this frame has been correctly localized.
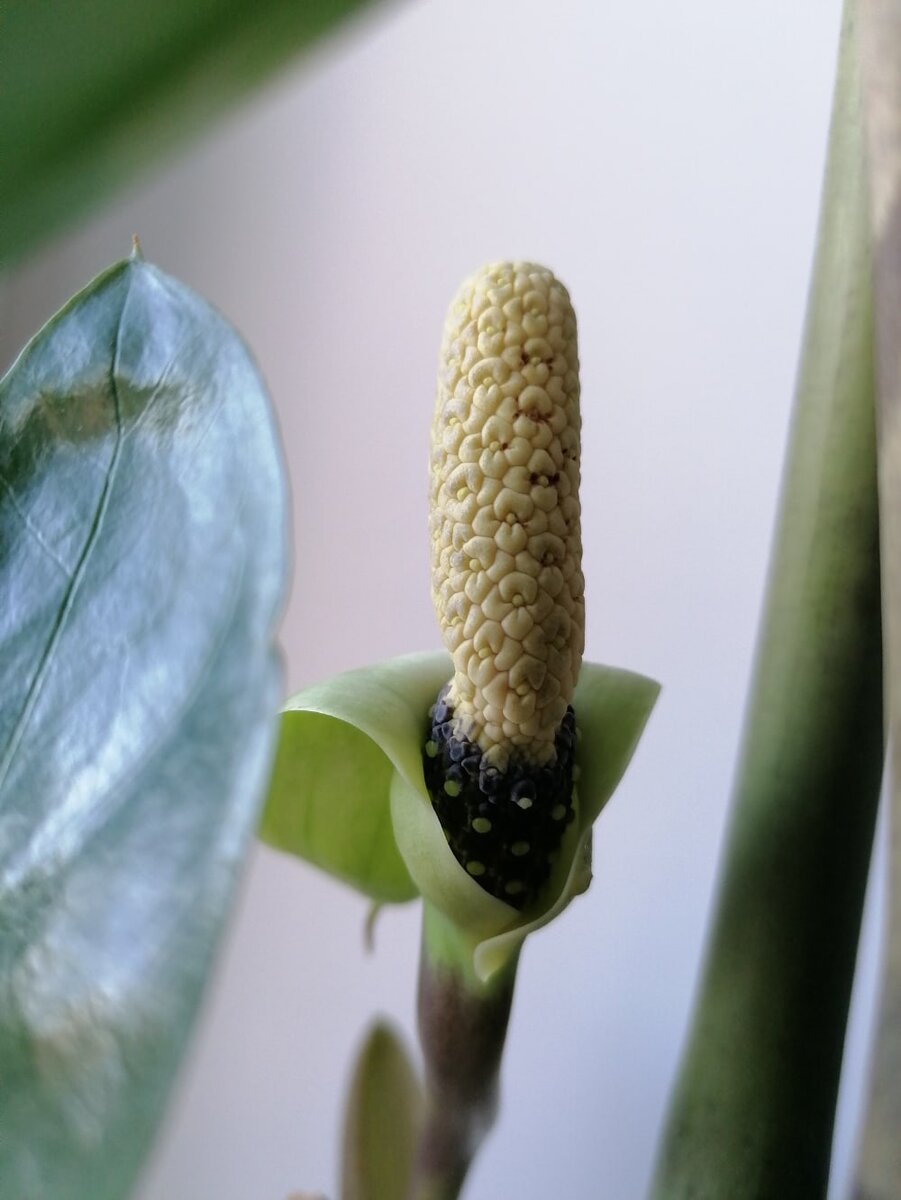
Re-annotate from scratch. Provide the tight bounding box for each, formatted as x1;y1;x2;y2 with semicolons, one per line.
0;253;289;1199
0;0;382;269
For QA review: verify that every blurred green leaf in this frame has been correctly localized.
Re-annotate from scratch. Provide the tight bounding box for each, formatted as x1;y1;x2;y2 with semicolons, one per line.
651;5;883;1195
0;253;288;1199
341;1022;423;1200
855;2;901;1195
1;0;380;269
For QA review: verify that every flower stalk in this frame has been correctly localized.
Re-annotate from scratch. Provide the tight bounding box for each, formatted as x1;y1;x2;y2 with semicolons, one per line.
410;904;519;1200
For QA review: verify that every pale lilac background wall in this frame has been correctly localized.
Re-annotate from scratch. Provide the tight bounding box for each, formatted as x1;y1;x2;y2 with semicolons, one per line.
0;1;884;1197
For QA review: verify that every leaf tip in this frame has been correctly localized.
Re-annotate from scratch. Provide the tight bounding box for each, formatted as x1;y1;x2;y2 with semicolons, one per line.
131;233;144;260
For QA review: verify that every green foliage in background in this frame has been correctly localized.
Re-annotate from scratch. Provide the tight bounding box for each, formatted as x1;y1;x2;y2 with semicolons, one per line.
0;0;379;270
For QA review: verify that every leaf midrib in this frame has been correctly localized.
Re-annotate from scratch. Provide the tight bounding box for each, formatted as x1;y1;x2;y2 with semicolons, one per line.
0;300;128;799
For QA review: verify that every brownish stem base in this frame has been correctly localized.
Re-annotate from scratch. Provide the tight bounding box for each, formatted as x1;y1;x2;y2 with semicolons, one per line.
408;907;518;1200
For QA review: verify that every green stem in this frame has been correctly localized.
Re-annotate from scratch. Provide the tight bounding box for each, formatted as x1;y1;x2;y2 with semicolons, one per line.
650;3;883;1196
408;904;519;1200
854;2;901;1195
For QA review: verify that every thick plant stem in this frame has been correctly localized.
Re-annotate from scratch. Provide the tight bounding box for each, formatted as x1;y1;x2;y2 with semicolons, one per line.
651;3;883;1197
855;3;901;1196
409;904;518;1200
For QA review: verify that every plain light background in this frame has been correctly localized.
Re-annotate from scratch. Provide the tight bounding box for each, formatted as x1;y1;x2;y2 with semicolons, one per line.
0;0;886;1197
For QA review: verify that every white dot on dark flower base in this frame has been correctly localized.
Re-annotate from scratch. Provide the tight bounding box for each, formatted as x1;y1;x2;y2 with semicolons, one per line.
423;685;578;910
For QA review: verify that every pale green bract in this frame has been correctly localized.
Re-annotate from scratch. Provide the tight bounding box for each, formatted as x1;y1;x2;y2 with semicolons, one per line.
261;652;658;981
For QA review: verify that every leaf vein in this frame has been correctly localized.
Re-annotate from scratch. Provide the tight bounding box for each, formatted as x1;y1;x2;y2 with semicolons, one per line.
0;468;74;580
0;322;126;798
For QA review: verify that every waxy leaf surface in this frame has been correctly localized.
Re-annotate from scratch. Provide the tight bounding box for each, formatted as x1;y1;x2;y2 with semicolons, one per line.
0;256;288;1199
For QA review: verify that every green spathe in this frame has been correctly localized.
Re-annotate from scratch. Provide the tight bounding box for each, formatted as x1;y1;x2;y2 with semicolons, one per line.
0;255;288;1198
262;652;659;981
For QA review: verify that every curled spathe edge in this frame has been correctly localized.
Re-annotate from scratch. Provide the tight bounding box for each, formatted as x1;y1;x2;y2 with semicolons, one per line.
260;651;659;983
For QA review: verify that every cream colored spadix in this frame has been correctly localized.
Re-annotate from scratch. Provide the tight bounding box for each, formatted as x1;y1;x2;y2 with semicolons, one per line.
429;262;584;767
263;257;658;971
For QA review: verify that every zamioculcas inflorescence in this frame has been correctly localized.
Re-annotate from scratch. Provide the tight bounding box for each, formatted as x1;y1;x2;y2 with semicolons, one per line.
424;264;584;911
263;259;658;980
263;261;659;1198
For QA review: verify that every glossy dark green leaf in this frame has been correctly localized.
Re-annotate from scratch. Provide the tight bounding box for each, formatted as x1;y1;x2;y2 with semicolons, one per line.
0;253;288;1199
341;1021;423;1200
1;0;380;269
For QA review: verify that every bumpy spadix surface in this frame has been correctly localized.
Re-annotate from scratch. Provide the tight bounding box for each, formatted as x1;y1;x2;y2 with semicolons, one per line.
425;263;584;908
430;262;584;768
